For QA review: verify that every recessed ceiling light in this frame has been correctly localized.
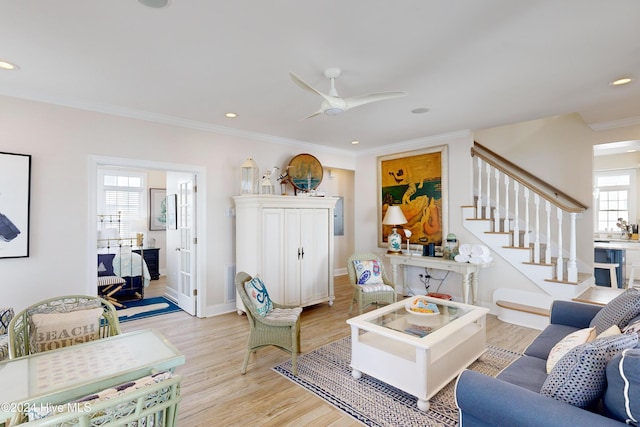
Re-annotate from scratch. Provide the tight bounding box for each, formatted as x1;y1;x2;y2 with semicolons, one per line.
411;107;430;114
351;140;359;145
610;77;634;86
0;60;19;70
225;112;238;118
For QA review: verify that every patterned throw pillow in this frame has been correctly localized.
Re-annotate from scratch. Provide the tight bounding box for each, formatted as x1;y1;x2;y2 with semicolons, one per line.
244;276;273;317
540;333;638;408
603;348;640;425
97;253;116;277
353;259;384;285
29;307;103;353
590;288;640;334
623;319;640;336
0;307;14;335
546;327;596;374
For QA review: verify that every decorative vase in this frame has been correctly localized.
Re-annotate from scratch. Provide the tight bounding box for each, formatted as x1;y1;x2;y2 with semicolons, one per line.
387;228;402;254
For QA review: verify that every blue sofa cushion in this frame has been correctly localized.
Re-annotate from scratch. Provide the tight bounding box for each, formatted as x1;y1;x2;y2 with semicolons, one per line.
496;355;548;393
590;288;640;334
524;324;580;360
603;348;640;425
541;333;639;408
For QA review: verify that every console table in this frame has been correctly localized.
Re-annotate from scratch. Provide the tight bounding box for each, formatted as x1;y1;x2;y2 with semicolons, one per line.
385;253;493;304
0;329;184;424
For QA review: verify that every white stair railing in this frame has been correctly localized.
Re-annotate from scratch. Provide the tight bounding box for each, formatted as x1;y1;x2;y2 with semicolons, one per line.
470;143;587;282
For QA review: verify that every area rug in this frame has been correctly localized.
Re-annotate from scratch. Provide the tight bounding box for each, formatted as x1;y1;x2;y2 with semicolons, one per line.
273;336;520;426
116;297;181;322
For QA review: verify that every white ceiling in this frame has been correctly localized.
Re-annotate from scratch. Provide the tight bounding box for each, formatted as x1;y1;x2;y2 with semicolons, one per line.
1;0;639;152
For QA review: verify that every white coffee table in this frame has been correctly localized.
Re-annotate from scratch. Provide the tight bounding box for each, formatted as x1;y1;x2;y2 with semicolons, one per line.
347;296;489;411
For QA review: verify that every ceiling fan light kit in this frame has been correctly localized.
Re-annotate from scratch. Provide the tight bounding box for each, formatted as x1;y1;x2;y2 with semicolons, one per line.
289;68;406;119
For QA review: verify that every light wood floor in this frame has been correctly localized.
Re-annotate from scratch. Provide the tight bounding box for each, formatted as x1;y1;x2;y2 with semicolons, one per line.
122;275;540;427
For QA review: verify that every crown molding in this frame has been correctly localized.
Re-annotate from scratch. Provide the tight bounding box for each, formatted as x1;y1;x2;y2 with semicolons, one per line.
588;116;640;131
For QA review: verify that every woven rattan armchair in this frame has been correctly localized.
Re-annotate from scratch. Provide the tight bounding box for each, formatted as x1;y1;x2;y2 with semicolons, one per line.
235;272;302;375
347;252;397;315
8;295;122;358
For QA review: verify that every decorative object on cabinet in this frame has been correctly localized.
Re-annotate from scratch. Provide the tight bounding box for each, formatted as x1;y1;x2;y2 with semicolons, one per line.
378;145;448;250
261;166;279;195
233;195;338;313
0;151;31;258
241;157;260;194
166;194;177;230
382;205;407;254
8;295;122;358
347;252;397;315
287;153;323;194
235;271;302;375
149;188;167;230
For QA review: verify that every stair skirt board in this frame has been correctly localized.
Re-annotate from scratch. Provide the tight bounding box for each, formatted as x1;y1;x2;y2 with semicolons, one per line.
493;288;553;331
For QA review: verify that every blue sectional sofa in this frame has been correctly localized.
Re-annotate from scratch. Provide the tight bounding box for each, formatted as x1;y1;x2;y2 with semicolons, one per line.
455;297;640;427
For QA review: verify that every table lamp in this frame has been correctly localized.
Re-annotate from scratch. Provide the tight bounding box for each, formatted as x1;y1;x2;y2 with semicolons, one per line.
382;205;407;254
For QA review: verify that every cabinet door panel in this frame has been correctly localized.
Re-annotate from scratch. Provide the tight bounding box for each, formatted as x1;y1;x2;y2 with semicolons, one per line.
284;209;302;305
300;208;330;304
262;209;286;303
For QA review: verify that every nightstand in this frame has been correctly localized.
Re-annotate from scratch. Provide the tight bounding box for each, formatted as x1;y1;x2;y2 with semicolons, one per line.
133;247;161;280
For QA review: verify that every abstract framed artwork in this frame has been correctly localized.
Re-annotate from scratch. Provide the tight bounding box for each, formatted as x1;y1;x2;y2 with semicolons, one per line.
0;152;31;258
377;145;448;249
149;188;167;230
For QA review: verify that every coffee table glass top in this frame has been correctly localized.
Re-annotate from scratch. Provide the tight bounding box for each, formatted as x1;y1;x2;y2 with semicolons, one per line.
365;299;471;338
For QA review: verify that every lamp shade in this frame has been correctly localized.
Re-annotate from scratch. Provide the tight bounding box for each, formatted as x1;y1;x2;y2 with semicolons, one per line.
382;205;407;226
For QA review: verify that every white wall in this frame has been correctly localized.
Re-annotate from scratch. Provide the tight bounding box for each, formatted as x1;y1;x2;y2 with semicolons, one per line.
0;95;355;314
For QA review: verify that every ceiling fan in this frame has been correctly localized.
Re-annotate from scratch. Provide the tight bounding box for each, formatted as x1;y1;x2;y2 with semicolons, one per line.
289;68;406;119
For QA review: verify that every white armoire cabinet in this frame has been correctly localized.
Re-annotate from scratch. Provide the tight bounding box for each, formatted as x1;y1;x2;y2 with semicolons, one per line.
233;195;338;313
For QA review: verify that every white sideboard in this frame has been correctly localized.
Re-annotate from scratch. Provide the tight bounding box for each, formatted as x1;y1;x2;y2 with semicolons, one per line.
233;195;338;312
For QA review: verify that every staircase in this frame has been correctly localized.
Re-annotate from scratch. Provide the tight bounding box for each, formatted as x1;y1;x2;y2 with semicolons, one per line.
464;143;591;329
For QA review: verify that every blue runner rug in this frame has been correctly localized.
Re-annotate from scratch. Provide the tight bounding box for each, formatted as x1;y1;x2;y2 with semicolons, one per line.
116;296;182;322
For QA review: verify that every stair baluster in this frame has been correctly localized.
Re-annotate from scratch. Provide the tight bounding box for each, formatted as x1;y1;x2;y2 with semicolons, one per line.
494;169;501;232
545;200;552;265
476;157;483;218
513;182;520;247
556;207;563;280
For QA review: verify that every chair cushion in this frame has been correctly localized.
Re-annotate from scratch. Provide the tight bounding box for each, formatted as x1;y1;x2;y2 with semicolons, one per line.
358;283;395;293
97;253;116;277
540;333;638;408
29;307;103;353
353;259;384;285
264;307;302;323
589;287;640;334
603;348;640;424
545;327;596;374
244;275;273;317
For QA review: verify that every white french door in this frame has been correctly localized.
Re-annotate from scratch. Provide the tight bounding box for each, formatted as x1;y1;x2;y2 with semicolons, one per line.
176;178;197;315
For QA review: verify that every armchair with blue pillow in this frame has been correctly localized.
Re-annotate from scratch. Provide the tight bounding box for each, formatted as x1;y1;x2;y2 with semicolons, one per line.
455;288;640;427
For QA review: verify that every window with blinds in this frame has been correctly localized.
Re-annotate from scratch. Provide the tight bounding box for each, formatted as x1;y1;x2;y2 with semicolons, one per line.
98;169;147;238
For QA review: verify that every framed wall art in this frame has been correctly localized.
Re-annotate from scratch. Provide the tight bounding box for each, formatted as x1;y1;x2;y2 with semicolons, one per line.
0;152;31;258
377;145;448;249
149;188;167;231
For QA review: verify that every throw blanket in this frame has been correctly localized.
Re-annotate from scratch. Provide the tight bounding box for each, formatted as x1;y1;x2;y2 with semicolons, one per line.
113;252;151;287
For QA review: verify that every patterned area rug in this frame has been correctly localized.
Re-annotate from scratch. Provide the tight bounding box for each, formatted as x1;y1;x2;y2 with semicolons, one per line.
273;336;520;426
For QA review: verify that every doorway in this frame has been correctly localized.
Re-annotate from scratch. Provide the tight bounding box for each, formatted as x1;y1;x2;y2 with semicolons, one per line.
89;155;206;317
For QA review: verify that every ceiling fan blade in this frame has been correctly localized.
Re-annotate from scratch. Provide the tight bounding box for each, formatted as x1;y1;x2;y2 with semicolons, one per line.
289;72;335;104
305;110;324;119
344;91;407;110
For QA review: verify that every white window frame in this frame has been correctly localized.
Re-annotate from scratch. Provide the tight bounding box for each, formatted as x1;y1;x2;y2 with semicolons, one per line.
97;168;147;238
594;169;636;232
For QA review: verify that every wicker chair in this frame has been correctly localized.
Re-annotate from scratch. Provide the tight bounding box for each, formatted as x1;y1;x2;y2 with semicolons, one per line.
0;307;14;361
8;295;122;358
347;252;397;315
235;272;302;375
